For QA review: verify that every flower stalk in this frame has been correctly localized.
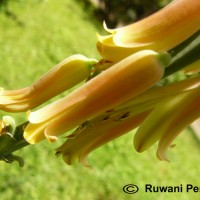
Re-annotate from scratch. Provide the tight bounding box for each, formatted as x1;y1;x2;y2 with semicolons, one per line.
165;30;200;76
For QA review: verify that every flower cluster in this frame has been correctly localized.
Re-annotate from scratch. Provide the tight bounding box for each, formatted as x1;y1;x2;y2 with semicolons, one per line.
1;0;200;166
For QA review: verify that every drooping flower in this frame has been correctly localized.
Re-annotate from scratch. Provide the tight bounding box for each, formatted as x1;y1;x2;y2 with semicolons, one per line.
56;75;200;165
118;74;200;110
134;86;200;161
0;54;97;112
97;0;200;61
56;111;150;166
23;50;169;144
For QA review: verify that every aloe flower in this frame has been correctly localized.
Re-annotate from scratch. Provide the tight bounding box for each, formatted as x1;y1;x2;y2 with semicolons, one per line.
56;75;200;165
97;0;200;61
0;54;97;112
134;86;200;161
23;50;169;144
56;111;149;166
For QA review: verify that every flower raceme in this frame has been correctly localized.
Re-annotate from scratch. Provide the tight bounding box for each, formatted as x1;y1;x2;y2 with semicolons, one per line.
56;75;200;165
97;0;200;62
0;54;97;112
23;50;170;144
0;1;200;168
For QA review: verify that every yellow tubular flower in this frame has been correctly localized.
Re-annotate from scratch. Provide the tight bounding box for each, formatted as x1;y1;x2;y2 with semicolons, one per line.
134;87;200;160
56;111;150;166
117;74;200;111
24;50;169;144
0;54;97;112
156;88;200;161
57;75;200;165
97;0;200;61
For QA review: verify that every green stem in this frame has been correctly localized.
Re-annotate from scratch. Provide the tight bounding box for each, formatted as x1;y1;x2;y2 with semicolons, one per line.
4;123;29;156
164;30;200;77
0;122;29;166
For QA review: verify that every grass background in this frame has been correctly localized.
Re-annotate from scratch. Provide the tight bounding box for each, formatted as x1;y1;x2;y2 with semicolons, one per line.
0;1;200;200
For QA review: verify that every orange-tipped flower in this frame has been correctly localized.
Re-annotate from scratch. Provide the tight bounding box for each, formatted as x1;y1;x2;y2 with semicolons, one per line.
0;54;97;112
97;0;200;61
24;50;169;144
56;110;149;166
57;75;200;165
134;87;200;160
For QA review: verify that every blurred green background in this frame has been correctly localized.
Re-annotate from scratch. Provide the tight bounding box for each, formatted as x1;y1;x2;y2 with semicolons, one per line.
0;0;200;200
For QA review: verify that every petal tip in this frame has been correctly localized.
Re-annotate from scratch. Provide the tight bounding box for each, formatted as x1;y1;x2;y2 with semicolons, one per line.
79;154;92;168
103;21;116;34
23;132;37;144
44;129;58;143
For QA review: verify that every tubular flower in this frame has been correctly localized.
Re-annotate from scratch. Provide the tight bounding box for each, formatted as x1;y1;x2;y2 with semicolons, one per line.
56;111;150;166
56;75;200;165
97;0;200;61
134;87;200;161
0;54;97;112
117;74;200;111
23;50;169;144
